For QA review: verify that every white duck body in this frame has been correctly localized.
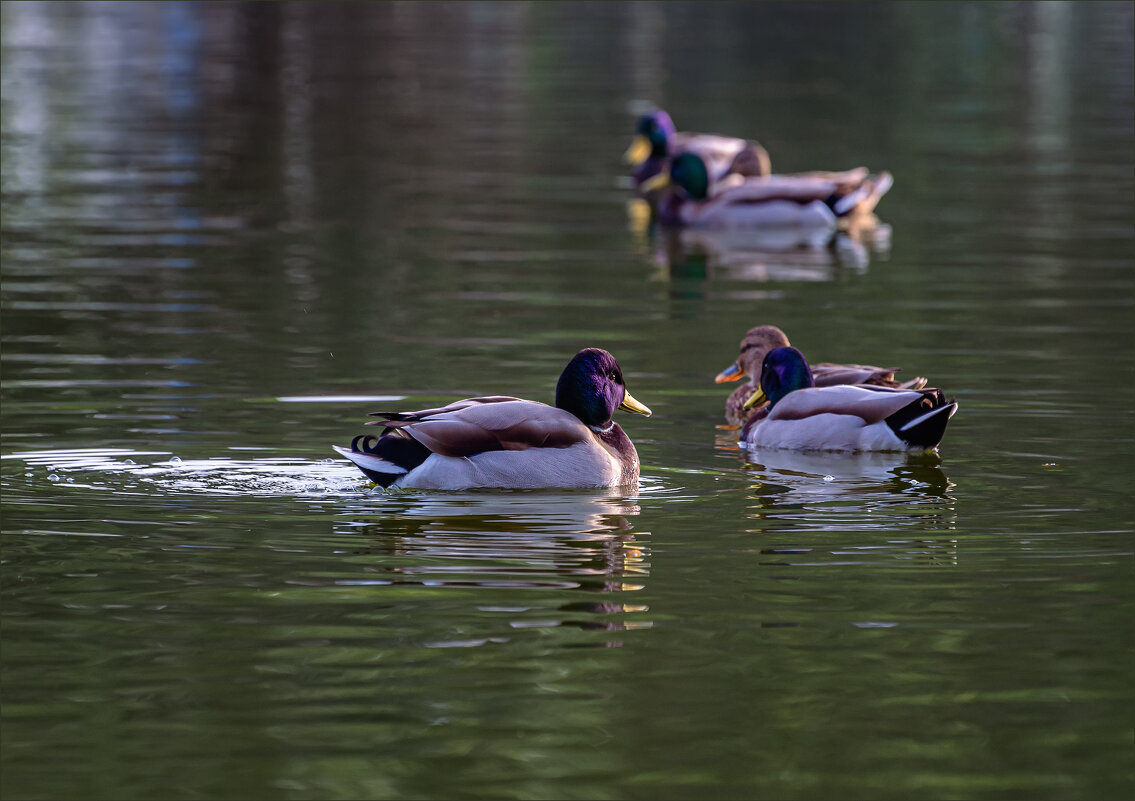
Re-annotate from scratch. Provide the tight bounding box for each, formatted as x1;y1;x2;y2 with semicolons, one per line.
743;384;958;453
386;442;627;490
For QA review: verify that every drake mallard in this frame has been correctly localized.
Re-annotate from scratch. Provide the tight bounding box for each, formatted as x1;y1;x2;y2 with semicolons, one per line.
649;151;892;232
626;109;771;204
740;347;958;452
717;325;927;426
333;348;652;490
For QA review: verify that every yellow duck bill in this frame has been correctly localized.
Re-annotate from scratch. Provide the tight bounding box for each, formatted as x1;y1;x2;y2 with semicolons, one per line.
624;135;653;166
742;386;768;411
639;171;670;194
619;390;652;416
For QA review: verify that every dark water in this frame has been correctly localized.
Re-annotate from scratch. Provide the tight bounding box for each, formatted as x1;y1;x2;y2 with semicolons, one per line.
2;2;1132;799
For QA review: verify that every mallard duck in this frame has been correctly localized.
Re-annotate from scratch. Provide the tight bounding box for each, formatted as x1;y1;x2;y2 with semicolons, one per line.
649;151;892;232
717;325;928;425
626;109;771;203
740;347;957;452
333;348;652;490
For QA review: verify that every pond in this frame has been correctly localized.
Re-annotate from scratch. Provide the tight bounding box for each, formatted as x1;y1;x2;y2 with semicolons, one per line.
2;2;1132;799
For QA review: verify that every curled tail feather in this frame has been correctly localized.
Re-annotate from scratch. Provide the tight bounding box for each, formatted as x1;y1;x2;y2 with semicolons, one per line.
833;171;893;216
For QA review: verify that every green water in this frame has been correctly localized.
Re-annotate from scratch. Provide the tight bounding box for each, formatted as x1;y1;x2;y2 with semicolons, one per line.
2;2;1132;799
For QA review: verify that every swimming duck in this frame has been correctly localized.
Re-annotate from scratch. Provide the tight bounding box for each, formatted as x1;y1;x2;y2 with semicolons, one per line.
626;109;771;204
740;347;957;452
650;151;893;233
717;325;927;425
333;348;652;490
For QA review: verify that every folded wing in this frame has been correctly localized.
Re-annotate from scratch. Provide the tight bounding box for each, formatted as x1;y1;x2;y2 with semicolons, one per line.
768;385;944;426
811;363;928;390
367;398;590;457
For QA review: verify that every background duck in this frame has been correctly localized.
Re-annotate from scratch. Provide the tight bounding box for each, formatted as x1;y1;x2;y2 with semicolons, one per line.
333;348;652;490
717;325;928;425
651;151;892;233
740;347;958;452
626;108;771;206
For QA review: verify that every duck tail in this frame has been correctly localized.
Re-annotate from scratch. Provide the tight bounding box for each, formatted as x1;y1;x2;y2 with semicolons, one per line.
833;171;894;217
333;433;430;487
887;395;958;451
860;171;894;214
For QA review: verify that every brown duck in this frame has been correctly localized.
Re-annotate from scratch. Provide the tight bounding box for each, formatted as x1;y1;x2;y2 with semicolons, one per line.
716;325;928;426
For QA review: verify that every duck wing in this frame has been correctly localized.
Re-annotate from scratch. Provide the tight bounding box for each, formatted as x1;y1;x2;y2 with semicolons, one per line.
682;176;847;231
768;385;941;426
367;395;523;424
673;132;749;161
366;398;590;458
702;171;892;219
811;363;928;390
784;167;870;183
711;175;846;205
673;133;761;180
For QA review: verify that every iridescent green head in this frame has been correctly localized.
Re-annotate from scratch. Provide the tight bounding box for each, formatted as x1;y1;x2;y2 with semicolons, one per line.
669;152;712;201
744;347;816;410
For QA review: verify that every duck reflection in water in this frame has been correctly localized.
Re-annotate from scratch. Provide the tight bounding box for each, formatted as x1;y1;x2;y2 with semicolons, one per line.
733;447;953;499
725;445;959;568
626;144;895;285
644;220;893;286
333;491;652;637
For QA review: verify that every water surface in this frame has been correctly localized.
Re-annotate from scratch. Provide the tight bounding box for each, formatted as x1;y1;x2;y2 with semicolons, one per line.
2;2;1132;799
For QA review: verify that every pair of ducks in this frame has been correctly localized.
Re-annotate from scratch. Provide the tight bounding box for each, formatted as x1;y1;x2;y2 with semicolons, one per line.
626;108;893;232
335;328;958;490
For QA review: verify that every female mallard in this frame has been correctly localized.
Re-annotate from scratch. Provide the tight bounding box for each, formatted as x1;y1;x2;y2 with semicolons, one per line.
740;347;957;452
717;325;927;425
333;348;652;490
650;151;892;232
626;109;771;202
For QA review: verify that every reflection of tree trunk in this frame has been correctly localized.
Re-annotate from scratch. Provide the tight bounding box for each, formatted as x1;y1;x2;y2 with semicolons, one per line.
624;2;667;105
1019;1;1072;158
1015;0;1074;281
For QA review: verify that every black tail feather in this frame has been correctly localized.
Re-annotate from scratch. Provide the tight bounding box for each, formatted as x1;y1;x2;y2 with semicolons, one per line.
349;433;431;487
885;393;958;451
